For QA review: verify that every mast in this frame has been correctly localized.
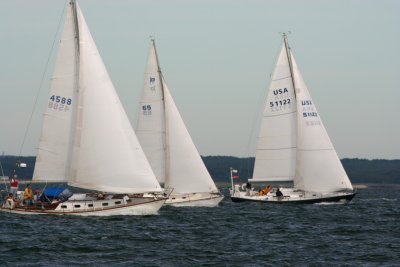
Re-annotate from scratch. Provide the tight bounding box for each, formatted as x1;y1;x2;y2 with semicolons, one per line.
71;0;80;54
283;33;296;99
152;38;169;186
65;0;80;180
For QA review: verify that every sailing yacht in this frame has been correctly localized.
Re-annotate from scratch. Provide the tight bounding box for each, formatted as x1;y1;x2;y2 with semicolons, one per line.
230;34;356;203
136;40;223;207
1;0;165;215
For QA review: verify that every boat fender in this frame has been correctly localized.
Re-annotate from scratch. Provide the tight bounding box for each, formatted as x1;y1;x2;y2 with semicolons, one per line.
234;184;241;193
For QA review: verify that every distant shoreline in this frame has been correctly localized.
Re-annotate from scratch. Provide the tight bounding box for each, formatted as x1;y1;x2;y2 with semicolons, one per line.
1;180;399;189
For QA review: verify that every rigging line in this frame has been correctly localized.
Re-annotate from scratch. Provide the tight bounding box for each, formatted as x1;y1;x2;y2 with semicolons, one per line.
17;0;68;158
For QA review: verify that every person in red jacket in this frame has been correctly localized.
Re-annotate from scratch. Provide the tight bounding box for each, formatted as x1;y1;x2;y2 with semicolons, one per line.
10;174;19;199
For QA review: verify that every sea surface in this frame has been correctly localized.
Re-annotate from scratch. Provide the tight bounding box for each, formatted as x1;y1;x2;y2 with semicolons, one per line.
0;185;399;266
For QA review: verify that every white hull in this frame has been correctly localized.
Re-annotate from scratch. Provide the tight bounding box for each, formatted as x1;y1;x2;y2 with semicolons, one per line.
1;195;166;216
230;187;355;204
165;193;223;207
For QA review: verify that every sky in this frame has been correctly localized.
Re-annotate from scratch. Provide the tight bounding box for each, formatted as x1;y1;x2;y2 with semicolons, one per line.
0;0;399;159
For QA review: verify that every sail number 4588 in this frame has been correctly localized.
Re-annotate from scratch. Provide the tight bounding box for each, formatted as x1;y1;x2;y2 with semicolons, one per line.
48;95;72;111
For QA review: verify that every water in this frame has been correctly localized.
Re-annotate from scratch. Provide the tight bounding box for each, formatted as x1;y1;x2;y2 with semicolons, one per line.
0;186;399;266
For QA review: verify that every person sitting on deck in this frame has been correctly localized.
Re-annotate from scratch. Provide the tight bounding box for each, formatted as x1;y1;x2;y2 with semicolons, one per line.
24;184;33;207
5;193;15;209
275;188;283;198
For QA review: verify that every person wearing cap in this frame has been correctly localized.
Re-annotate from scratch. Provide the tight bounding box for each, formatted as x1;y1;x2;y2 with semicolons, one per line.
10;174;19;199
24;184;33;207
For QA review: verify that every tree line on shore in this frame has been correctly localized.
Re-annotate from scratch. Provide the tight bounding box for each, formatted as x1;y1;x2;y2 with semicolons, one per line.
0;155;399;184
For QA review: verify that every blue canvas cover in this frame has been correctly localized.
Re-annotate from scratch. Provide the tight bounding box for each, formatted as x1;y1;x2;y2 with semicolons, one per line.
43;187;65;198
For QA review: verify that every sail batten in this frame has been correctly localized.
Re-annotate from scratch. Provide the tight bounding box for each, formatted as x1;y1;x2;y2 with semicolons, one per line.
257;147;296;151
263;110;297;118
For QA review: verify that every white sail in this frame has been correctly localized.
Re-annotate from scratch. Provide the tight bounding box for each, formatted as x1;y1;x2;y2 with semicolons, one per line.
135;43;166;184
33;4;77;182
163;80;219;193
251;45;297;182
291;53;353;193
68;4;161;193
136;41;219;194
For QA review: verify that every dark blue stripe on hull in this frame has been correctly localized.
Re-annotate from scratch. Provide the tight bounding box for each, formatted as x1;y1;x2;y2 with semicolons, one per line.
230;193;356;204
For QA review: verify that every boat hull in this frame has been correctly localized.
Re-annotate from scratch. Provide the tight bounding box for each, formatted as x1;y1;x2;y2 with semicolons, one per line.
1;196;166;216
230;191;356;204
165;193;223;207
230;187;356;204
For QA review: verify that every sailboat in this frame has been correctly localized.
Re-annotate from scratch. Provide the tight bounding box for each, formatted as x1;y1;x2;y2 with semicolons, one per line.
230;34;356;203
135;40;223;207
1;0;165;215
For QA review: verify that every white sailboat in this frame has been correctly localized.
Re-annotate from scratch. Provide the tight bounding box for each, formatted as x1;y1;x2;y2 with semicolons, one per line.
230;34;356;203
136;40;223;207
1;0;165;215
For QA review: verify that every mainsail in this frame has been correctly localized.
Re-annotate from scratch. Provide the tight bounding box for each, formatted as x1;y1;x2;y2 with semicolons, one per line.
250;41;297;182
136;43;166;184
33;2;78;182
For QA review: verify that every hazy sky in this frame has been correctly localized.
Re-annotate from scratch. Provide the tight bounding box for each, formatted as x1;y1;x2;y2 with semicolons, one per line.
0;0;399;159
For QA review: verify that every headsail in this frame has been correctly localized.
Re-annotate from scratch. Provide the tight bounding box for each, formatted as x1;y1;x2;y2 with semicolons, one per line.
291;49;353;192
163;80;219;193
250;41;297;182
33;1;78;182
68;3;161;193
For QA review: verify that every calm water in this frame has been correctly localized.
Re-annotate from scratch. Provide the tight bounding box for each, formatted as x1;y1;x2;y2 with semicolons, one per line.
0;186;399;266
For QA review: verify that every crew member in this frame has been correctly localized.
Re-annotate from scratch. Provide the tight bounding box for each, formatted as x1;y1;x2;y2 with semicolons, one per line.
10;174;19;199
24;184;33;207
275;187;283;198
245;182;252;196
